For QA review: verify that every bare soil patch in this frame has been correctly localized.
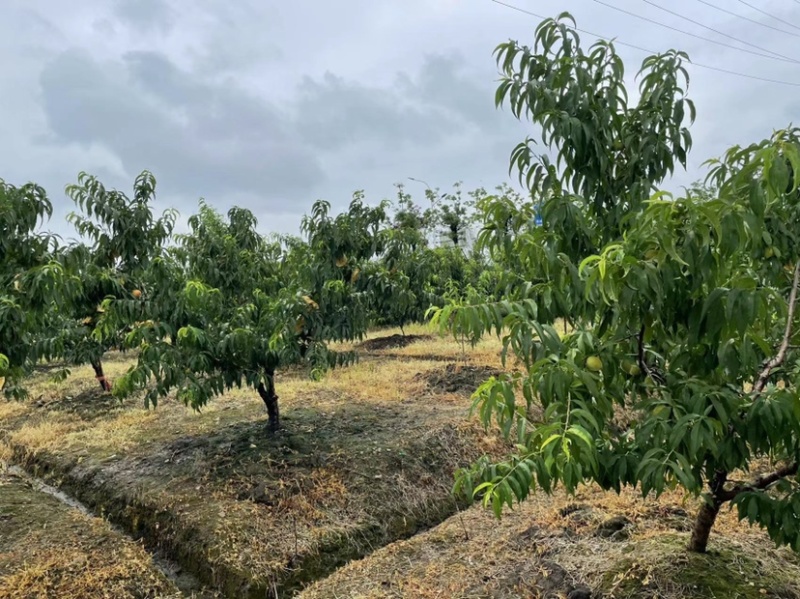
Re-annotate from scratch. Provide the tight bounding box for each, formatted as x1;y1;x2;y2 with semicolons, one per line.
356;333;432;352
420;363;501;396
29;386;129;421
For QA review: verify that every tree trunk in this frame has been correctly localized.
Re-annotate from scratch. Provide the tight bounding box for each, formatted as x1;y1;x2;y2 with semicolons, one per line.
689;470;727;553
688;499;720;553
299;332;311;359
257;370;280;432
91;359;112;392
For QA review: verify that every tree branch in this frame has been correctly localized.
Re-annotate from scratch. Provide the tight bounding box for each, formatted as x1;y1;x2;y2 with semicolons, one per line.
718;462;799;502
637;324;665;385
716;262;800;503
753;462;798;490
753;260;800;395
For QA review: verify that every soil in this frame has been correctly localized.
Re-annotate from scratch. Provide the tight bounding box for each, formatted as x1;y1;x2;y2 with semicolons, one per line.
31;386;130;421
356;334;432;352
6;339;800;599
298;483;800;599
420;363;501;395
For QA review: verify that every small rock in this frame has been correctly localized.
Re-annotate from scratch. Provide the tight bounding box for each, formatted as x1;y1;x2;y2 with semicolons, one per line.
559;503;589;518
250;482;273;505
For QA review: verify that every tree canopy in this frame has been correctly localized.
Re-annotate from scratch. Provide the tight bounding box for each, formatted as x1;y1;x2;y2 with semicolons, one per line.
433;12;800;553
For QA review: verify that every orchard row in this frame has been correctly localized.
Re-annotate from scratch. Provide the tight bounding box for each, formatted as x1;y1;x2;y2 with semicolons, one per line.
1;171;523;428
4;12;800;555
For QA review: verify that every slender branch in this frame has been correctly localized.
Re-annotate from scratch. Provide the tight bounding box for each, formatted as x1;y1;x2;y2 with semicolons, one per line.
715;261;800;503
637;324;665;385
718;462;799;502
753;260;800;395
753;462;799;490
637;325;646;371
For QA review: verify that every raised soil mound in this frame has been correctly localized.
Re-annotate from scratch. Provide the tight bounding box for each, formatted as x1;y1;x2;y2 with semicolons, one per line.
357;333;432;352
420;363;501;396
0;471;184;599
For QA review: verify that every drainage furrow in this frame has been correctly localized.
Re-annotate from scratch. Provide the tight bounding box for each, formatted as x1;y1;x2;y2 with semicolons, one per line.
4;463;207;598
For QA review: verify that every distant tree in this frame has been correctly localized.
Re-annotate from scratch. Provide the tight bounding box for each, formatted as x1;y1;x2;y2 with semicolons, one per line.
391;183;429;237
425;182;481;250
367;184;436;333
52;171;176;391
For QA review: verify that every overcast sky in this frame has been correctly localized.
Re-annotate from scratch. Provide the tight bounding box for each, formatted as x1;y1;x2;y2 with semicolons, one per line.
3;0;800;239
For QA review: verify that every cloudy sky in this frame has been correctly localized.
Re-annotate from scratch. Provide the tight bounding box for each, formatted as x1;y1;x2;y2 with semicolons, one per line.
3;0;800;238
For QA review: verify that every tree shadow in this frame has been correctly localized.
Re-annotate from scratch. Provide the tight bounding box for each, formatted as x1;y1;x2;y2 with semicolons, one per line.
32;387;127;421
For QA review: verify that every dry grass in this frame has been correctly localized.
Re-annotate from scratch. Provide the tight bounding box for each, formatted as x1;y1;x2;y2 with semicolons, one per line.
5;328;798;598
332;323;515;370
10;417;84;454
0;472;182;599
299;482;800;599
0;334;511;597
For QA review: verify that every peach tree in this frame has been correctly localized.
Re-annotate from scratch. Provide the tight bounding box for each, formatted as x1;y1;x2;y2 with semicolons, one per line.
104;195;387;431
435;13;800;553
47;171;177;390
0;179;74;396
366;184;437;332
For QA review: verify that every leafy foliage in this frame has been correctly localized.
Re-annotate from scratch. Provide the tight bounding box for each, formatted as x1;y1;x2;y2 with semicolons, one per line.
433;12;800;553
426;181;481;250
0;179;74;395
43;171;177;390
367;185;437;332
367;183;504;333
101;194;389;430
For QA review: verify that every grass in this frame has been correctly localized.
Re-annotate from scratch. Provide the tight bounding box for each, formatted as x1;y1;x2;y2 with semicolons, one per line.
0;331;512;598
4;325;800;598
0;470;184;599
298;482;800;599
334;322;514;369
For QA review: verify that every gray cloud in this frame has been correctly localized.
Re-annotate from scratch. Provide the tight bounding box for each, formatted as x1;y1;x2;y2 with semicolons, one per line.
39;49;326;209
2;0;800;237
185;3;284;76
292;70;461;151
113;0;175;34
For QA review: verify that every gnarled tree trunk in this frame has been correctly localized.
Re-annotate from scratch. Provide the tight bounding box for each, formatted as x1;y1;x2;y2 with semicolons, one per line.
257;369;280;431
688;499;721;553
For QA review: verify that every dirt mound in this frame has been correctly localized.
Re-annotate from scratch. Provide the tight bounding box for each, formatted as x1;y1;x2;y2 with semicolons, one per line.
357;333;431;352
4;392;509;598
31;387;127;421
421;363;500;395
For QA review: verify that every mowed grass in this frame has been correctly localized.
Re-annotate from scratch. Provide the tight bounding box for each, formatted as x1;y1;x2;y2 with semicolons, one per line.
0;327;513;598
299;481;800;599
6;322;795;598
295;329;800;599
0;470;184;599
